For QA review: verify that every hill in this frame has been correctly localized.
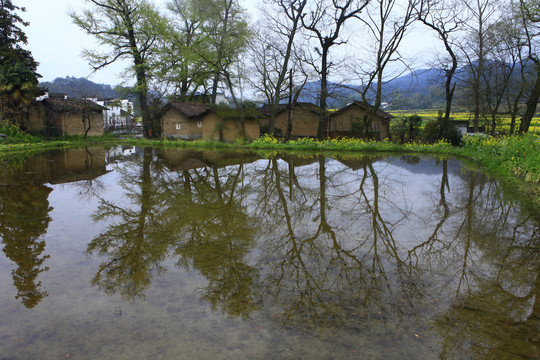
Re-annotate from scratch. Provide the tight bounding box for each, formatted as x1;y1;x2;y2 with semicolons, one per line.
39;77;118;99
293;68;445;109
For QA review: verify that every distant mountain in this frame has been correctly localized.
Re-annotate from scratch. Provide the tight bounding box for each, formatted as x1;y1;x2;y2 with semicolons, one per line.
39;77;118;99
292;68;444;109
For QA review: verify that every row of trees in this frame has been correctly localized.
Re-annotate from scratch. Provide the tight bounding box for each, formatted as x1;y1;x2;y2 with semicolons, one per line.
69;0;540;140
1;0;538;139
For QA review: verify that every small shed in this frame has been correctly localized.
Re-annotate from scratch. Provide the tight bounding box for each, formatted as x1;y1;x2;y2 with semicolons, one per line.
329;101;395;139
453;120;469;136
260;102;324;138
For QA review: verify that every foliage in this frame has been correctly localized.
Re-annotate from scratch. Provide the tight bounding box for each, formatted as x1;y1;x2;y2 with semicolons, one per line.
161;0;251;101
462;134;540;182
71;0;169;137
461;134;540;204
0;0;40;121
0;119;38;143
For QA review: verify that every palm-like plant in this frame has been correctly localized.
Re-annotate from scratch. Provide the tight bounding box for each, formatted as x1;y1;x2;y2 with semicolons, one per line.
0;61;38;121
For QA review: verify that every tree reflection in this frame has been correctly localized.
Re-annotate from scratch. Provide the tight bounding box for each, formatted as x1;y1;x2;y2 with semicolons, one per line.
0;184;52;308
251;155;428;333
87;147;170;300
251;153;539;349
430;168;540;359
84;147;540;353
88;149;260;316
158;157;260;318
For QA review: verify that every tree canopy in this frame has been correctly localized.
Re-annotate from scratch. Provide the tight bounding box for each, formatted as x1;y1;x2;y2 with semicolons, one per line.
0;0;40;122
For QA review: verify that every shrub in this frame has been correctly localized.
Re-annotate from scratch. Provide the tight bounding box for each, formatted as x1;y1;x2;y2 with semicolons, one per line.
0;119;39;143
422;118;462;146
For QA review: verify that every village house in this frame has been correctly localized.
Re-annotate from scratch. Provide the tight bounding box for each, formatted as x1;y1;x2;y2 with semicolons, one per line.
25;94;105;136
260;102;325;138
161;102;259;142
329;101;395;140
88;98;134;130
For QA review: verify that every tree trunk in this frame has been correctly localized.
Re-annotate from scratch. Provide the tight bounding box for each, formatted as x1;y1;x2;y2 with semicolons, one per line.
318;48;329;140
519;62;540;134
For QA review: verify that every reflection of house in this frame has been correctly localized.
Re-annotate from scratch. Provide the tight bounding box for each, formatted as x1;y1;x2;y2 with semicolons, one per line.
161;102;260;142
260;102;325;138
26;97;106;136
159;148;259;171
0;147;108;185
329;101;394;139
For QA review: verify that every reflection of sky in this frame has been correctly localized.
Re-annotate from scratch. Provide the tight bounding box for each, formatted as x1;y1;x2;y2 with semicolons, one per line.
248;155;472;253
1;149;538;359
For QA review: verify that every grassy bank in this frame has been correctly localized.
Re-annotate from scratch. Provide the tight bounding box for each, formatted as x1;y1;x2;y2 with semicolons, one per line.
1;132;538;208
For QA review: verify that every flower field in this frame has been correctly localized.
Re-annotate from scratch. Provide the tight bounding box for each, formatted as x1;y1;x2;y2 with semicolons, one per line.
389;109;540;135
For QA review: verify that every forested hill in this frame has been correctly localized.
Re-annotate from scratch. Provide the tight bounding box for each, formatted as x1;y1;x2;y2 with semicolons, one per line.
294;68;444;109
39;77;118;99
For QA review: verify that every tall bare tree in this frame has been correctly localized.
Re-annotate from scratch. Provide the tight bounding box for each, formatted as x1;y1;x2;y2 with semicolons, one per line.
459;0;500;132
302;0;370;139
416;0;465;138
518;0;540;133
255;0;308;135
354;0;418;140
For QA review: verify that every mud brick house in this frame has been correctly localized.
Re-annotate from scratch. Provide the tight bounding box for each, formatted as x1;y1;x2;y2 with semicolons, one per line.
161;102;259;142
329;101;395;140
260;102;326;138
25;97;105;136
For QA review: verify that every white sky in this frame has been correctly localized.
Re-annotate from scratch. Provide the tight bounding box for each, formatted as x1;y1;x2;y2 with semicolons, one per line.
18;0;261;86
18;0;439;87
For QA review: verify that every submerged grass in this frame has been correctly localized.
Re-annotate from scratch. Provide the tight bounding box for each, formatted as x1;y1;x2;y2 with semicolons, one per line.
1;132;538;208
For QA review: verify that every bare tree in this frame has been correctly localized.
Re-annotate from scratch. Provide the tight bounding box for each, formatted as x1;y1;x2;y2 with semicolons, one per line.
353;0;418;140
517;0;540;133
255;0;308;135
301;0;370;139
416;0;465;138
459;0;500;132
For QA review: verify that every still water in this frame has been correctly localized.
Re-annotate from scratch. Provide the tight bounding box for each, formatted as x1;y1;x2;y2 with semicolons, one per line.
0;146;538;359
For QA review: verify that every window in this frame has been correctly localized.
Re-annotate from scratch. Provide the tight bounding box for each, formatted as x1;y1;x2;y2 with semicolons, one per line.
176;123;181;130
197;120;202;128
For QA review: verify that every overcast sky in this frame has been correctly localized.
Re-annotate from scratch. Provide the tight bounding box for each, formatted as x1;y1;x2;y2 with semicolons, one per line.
18;0;438;87
18;0;260;86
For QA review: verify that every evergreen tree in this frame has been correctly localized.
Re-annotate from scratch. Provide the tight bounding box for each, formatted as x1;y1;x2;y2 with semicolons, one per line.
0;0;40;122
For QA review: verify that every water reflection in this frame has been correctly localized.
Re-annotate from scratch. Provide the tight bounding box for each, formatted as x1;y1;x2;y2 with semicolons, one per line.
1;146;538;358
0;147;107;308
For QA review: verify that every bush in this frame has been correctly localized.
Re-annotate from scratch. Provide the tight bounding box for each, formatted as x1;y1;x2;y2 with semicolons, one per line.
422;118;462;146
0;119;40;143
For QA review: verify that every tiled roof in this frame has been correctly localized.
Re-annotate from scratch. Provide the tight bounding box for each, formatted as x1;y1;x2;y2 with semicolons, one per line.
42;98;106;112
167;102;210;118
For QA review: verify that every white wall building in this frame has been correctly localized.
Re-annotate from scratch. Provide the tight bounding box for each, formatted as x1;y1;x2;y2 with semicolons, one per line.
89;98;134;130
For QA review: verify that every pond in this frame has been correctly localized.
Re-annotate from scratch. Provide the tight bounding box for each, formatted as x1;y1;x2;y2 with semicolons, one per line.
0;146;538;359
